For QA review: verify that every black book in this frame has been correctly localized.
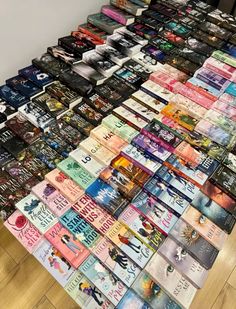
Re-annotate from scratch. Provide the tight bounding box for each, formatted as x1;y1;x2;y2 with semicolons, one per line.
58;35;93;56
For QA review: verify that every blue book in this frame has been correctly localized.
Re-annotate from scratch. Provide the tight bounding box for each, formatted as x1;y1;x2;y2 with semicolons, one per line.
117;290;150;309
6;75;42;98
0;85;28;108
18;65;54;88
225;82;236;96
222;43;236;57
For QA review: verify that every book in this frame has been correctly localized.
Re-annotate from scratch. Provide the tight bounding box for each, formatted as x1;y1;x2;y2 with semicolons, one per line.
86;179;129;218
123;59;152;81
96;44;130;66
131;90;166;114
72;62;107;86
197;21;232;41
73;101;103;126
45;222;90;268
60;209;101;250
132;51;164;73
211;100;236;121
106;221;153;268
107;33;142;57
32;180;71;217
93;237;141;287
212;50;236;68
58;35;93;56
117;28;148;46
84;94;113;117
4;210;42;253
203;57;236;82
6;75;42;99
149;71;181;92
79;255;127;306
114;67;143;88
79;137;116;166
0;98;17;124
88;12;126;32
110;0;147;16
131;191;178;235
94;84;128;107
77;23;107;43
132;271;181;309
204;110;236;134
4;160;34;186
118;205;166;251
122;98;156;122
33;239;75;287
113;106;148;131
41;131;73;158
116;289;150;309
0;147;14;168
158;237;208;289
73;194;116;235
169;219;219;269
182;206;227;250
45;168;83;203
16;193;58;234
145;253;197;309
0;85;28;109
101;5;135;25
18;65;54;88
106;76;136;98
185;37;214;57
210;166;236;199
47;45;82;65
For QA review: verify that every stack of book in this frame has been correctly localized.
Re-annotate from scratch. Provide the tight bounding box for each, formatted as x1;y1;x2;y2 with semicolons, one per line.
1;0;236;308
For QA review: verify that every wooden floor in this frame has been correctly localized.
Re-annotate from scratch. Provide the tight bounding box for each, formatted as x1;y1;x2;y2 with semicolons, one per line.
0;221;236;309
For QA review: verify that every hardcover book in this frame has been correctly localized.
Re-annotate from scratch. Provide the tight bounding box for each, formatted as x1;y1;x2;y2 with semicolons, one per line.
45;222;90;268
16;193;58;234
18;65;54;88
87;13;125;34
73;101;103;126
6;75;42;99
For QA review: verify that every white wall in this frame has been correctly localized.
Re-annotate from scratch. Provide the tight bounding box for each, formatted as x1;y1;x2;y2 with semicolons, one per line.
0;0;108;84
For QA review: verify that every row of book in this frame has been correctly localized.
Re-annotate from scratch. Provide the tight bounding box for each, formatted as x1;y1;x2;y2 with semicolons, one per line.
0;0;236;308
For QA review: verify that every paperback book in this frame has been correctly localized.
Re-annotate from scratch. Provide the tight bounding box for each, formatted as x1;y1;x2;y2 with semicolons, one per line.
113;106;148;131
0;85;28;109
116;289;150;309
88;13;125;34
96;44;130;66
47;45;82;65
72;62;107;86
131;90;166;114
0;127;27;159
18;65;54;88
122;98;156;122
6;75;42;99
110;0;146;16
73;101;103;126
101;5;135;25
107;33;142;57
85;93;114;116
41;131;73;158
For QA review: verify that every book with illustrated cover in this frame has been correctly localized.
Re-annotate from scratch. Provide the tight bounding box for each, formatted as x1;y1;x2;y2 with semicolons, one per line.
58;35;94;55
144;177;189;216
0;147;14;168
18;65;54;88
45;168;83;203
0;98;17;124
107;33;142;57
32;180;71;217
106;221;153;268
0;170;26;199
73;194;116;235
110;0;147;16
211;100;236;121
132;51;164;73
122;98;156;122
41;131;73;158
169;219;219;269
80;137;116;166
131;90;166;114
16;193;58;234
106;76;137;96
182;206;228;250
33;239;75;287
57;157;96;191
114;67;143;88
145;253;197;309
131;191;178;235
73;101;103;126
191;191;235;234
210;166;236;199
0;127;27;156
93;237;141;287
117;28;148;46
117;289;150;309
85;93;113;116
101;5;135;26
96;44;129;66
204;110;236;134
132;271;181;309
159;237;208;289
79;255;127;306
0;85;28;109
162;63;189;82
111;155;150;187
4;160;34;186
149;71;180;92
6;75;42;99
47;45;82;65
74;25;106;44
88;13;125;34
94;84;127;107
197;21;231;41
86;178;129;218
45;222;90;268
223;152;236;174
113;106;148;131
203;57;236;82
73;62;107;86
99;166;140;200
65;271;114;308
70;148;105;178
60;209;101;250
212;50;236;68
185;37;214;57
118;205;166;251
225;82;236;97
0;194;16;221
4;210;42;253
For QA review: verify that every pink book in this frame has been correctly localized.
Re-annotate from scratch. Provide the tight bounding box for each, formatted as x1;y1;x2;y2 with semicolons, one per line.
4;210;42;253
45;169;84;203
149;71;181;93
203;57;236;82
211;100;236;121
32;180;71;217
181;206;227;250
45;222;90;269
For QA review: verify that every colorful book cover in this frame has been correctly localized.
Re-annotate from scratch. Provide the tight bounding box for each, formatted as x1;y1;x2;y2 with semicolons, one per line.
57;158;96;191
159;237;208;289
191;191;236;234
70;147;105;178
41;131;73;158
60;209;101;250
204;110;236;134
73;101;103;126
106;221;154;268
212;100;236;121
113;106;148;131
144;177;189;216
79;255;127;305
122;98;156;122
223;152;236;174
101;5;135;25
131;90;166;114
118;205;166;251
85;93;113;115
4;160;34;186
131;191;178;235
65;271;114;308
72;194;116;235
45;222;90;268
4;210;42;253
116;289;150;309
86;178;129;218
145;253;197;309
93;237;141;287
18;64;53;88
110;0;146;16
16;194;58;234
33;239;75;287
80;137;116;166
181;206;228;250
141;80;175;104
132;271;181;309
32;180;71;217
88;13;125;35
169;219;219;269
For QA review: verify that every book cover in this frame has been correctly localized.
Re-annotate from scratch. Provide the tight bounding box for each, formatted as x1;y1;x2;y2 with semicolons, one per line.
60;208;101;250
85;93;114;116
73;101;103;126
0;98;17;122
57;158;96;191
33;239;75;287
132;271;181;309
96;44;130;66
211;100;236;121
0;147;14;168
6;75;41;99
107;33;142;58
41;131;73;158
122;98;156;122
32;180;71;217
73;194;116;235
16;193;58;234
131;90;166;114
93;237;141;287
74;26;106;44
88;13;125;34
101;5;135;25
95;84;129;106
182;206;228;250
118;205;166;251
47;45;81;65
117;28;148;46
106;221;153;268
113;106;148;131
110;0;146;16
0;85;28;109
58;35;93;56
4;160;34;186
145;253;197;309
45;168;84;203
169;219;219;269
204;110;236;134
123;59;151;81
210;166;236;199
191;191;236;234
45;222;90;268
0;128;27;159
159;237;208;289
116;289;150;309
18;65;54;88
114;67;143;88
4;210;42;253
